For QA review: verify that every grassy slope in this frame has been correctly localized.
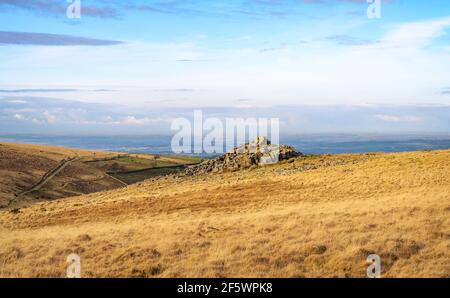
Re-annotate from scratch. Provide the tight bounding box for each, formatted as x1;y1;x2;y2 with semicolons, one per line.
90;154;202;184
0;150;449;277
110;167;187;185
0;142;198;208
0;142;120;208
87;155;201;173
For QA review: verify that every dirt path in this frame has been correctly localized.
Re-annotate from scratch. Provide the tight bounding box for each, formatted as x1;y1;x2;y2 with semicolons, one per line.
8;155;81;206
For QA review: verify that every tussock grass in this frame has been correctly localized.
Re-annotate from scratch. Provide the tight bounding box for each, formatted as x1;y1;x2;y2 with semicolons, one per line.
0;150;449;277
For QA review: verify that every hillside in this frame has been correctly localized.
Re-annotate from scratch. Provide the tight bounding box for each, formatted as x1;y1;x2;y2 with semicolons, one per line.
0;142;200;209
0;148;449;277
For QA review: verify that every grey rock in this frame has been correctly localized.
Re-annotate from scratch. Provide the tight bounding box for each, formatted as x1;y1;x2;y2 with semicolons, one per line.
185;137;302;175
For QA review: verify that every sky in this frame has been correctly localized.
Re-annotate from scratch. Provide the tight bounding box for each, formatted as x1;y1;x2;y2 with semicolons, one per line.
0;0;450;134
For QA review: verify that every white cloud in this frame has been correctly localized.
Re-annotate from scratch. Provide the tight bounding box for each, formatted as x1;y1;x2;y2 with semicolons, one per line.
14;113;25;120
43;111;57;124
119;116;172;125
8;99;28;104
121;116;149;125
375;114;422;123
1;18;450;107
31;118;43;125
382;17;450;49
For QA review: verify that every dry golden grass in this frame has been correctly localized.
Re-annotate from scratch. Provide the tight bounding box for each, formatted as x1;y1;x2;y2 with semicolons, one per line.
0;141;118;159
0;149;449;277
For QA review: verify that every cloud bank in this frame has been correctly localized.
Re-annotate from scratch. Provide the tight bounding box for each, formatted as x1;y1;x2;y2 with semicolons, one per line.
0;31;123;46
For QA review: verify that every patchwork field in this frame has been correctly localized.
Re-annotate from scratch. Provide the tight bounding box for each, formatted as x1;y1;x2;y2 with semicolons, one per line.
0;147;448;277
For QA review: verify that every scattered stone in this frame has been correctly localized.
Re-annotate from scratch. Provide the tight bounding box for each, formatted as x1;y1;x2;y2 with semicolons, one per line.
77;234;92;242
9;208;21;214
309;245;327;255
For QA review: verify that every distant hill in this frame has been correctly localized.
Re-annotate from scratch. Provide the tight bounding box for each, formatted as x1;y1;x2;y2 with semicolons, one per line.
0;142;201;209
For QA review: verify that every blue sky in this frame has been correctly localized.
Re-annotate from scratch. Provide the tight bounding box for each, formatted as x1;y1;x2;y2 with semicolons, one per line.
0;0;450;133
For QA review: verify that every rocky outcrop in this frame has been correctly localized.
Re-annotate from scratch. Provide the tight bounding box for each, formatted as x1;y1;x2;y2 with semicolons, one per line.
185;137;302;175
